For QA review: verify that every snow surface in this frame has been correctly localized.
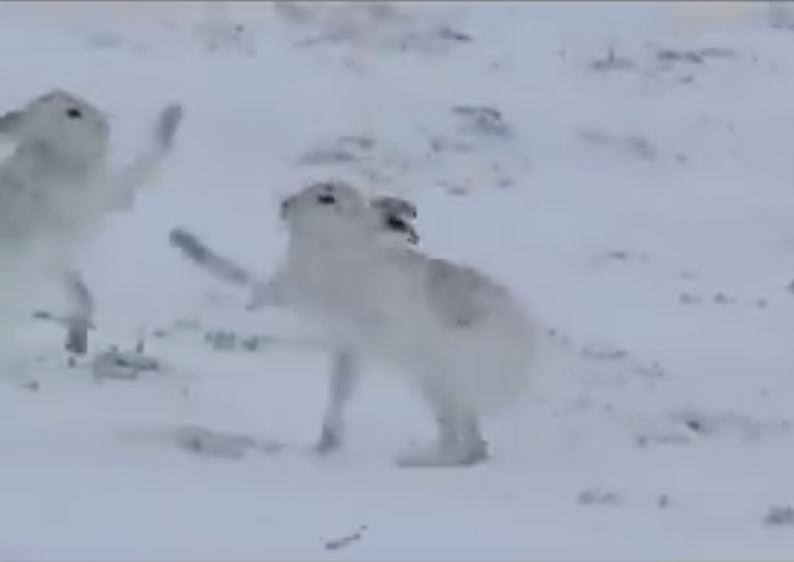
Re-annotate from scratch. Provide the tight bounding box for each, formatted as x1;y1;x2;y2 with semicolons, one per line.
2;1;794;559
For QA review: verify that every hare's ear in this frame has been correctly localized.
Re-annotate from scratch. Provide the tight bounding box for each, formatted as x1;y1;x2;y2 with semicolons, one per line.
383;213;420;244
0;110;23;136
370;196;417;219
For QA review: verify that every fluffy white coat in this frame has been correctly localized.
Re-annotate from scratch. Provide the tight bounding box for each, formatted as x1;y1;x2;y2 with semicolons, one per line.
270;181;535;465
170;180;533;466
0;89;182;349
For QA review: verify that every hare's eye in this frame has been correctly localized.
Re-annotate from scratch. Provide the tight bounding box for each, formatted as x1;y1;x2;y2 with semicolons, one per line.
65;107;82;119
317;193;336;205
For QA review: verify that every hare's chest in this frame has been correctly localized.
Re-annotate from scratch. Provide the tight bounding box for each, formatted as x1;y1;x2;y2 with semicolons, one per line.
0;165;106;245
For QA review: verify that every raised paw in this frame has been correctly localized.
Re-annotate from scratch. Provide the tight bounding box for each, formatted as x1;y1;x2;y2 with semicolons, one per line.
169;227;207;261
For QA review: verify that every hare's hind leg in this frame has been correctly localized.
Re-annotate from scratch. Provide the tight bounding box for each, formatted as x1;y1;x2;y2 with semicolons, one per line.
397;377;488;468
315;348;361;454
62;269;94;355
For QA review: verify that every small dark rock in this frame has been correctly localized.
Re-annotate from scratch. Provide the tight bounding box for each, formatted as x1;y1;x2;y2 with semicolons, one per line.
589;47;635;72
324;525;368;551
452;105;512;137
635;361;666;379
578;489;625;507
684;418;703;433
626;136;656;160
713;292;737;304
765;506;794;527
603;250;648;262
698;47;736;59
657;49;703;64
437;26;474;43
635;433;691;448
205;331;238;352
92;350;160;380
581;344;628;361
679;293;700;305
20;381;40;392
173;425;283;459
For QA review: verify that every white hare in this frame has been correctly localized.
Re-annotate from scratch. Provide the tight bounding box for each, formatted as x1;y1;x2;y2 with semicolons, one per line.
0;89;183;353
171;180;534;467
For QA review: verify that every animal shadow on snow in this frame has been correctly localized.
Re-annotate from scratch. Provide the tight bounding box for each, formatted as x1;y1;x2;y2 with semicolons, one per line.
119;424;285;460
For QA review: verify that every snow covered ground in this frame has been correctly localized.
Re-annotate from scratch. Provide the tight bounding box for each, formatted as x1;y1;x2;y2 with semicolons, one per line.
2;1;794;559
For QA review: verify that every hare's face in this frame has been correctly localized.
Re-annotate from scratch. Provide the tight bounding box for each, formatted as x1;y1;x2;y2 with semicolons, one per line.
280;180;370;242
2;89;109;166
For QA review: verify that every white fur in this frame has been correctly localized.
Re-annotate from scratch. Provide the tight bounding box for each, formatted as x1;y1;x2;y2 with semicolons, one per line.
0;91;109;258
272;181;535;465
0;91;109;335
0;89;182;348
169;181;530;465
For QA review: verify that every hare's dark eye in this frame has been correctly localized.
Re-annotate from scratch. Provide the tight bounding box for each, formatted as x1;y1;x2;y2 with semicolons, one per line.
317;193;336;205
65;107;82;119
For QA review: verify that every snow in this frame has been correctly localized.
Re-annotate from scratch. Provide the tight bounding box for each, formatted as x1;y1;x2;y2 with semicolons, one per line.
1;1;794;559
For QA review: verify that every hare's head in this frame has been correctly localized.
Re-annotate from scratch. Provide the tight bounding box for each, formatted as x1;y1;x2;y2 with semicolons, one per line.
280;180;421;250
280;180;371;243
0;89;109;167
